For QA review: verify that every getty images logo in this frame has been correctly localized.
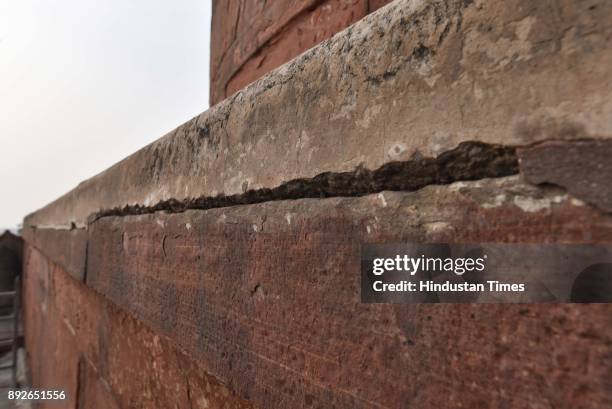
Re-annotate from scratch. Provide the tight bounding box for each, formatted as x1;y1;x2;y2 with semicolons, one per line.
371;254;487;276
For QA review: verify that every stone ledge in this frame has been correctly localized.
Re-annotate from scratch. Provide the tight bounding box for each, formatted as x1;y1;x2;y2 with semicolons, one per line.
24;0;612;229
22;173;612;407
22;176;612;407
22;227;87;281
81;177;612;408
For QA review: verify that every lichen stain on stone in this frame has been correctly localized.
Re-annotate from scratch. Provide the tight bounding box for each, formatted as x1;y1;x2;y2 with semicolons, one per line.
423;221;451;233
513;194;567;213
480;193;507;209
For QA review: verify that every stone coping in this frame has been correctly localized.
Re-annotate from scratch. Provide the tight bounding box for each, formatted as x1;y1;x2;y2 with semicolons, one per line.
23;0;612;229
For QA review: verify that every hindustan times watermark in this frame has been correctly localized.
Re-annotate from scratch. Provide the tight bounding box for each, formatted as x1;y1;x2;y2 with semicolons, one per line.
361;243;612;303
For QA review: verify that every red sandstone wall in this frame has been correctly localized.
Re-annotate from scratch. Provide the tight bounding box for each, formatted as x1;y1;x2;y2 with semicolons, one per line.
210;0;393;105
22;244;254;409
20;0;612;407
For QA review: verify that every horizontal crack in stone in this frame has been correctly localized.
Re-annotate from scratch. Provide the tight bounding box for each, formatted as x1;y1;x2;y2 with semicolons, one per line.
90;141;518;223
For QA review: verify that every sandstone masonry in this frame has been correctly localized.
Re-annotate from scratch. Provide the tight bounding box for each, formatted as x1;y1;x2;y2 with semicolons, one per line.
22;1;612;408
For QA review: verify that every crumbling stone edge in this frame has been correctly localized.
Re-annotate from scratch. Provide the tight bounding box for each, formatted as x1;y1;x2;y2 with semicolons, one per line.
90;141;518;222
87;137;612;223
21;137;612;285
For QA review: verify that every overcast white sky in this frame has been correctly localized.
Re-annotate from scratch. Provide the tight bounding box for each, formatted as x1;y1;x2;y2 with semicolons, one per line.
0;0;211;230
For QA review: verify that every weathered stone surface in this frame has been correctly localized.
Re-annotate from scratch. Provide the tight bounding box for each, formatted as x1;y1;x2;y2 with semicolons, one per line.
90;141;519;220
519;139;612;212
211;0;396;105
368;0;394;11
23;246;79;408
23;245;256;409
84;177;612;409
22;227;87;281
76;359;121;409
24;0;612;229
211;0;322;104
21;1;612;408
221;0;372;103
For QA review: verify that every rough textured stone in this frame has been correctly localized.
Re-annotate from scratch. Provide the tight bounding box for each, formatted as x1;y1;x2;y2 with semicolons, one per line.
23;246;256;409
22;227;87;281
211;0;395;104
22;246;79;408
90;141;519;220
83;177;612;409
21;1;612;408
519;139;612;212
24;0;612;229
223;0;370;103
76;359;121;409
211;0;322;105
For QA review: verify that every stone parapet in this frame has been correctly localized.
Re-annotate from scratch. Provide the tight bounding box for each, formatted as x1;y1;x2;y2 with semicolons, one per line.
24;0;612;229
22;0;612;408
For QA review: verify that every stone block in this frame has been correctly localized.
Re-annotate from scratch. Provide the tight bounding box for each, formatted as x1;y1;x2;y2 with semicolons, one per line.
85;177;612;408
23;245;255;409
